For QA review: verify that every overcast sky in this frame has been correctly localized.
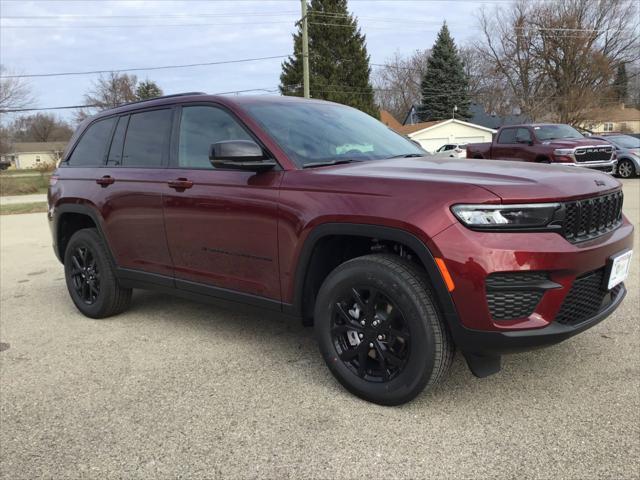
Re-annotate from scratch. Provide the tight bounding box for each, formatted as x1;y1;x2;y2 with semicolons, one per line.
0;0;499;121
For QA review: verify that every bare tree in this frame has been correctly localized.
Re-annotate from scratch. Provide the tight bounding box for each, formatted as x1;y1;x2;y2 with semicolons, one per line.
10;113;73;142
477;0;640;125
84;72;138;110
0;65;34;111
460;46;514;118
477;1;551;121
373;50;430;121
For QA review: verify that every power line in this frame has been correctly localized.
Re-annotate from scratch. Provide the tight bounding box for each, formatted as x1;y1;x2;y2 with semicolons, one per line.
1;12;298;19
0;55;290;79
0;20;294;29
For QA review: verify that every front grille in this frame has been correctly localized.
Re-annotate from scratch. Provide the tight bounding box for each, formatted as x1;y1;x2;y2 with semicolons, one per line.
485;272;548;321
555;268;621;326
574;146;613;162
563;191;623;243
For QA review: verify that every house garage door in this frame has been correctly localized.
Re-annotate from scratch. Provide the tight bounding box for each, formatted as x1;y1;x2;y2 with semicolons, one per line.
456;136;486;145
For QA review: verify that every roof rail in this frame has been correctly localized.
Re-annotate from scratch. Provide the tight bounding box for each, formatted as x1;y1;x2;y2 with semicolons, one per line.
120;91;207;108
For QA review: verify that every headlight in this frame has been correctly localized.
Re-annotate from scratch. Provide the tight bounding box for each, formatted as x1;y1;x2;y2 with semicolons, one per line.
451;203;561;229
553;148;574;156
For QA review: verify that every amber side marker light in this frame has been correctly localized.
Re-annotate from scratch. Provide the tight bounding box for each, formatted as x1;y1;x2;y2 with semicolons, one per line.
435;257;455;292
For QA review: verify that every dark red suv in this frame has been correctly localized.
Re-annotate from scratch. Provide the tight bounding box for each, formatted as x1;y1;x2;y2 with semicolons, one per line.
48;93;634;405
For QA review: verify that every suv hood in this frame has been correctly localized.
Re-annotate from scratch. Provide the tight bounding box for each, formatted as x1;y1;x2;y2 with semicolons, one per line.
318;157;620;203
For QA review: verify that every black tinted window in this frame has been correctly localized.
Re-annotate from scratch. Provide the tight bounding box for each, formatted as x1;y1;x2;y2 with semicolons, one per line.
498;128;517;144
178;106;252;168
122;109;172;167
107;116;128;165
68;117;116;166
516;128;532;142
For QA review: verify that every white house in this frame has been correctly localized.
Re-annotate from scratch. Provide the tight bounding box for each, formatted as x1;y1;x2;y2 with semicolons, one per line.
395;119;497;153
0;142;67;169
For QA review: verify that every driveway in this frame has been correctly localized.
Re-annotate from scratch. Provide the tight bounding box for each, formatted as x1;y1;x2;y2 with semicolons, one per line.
0;180;638;479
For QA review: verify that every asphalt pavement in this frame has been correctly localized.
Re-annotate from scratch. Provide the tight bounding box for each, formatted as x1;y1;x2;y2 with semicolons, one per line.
0;180;638;479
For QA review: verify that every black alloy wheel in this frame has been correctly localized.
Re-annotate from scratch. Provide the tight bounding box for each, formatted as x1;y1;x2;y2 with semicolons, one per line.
70;246;100;305
332;286;410;382
315;254;454;405
64;228;132;318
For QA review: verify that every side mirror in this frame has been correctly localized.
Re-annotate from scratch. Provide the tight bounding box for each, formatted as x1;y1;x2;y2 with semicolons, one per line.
209;140;277;172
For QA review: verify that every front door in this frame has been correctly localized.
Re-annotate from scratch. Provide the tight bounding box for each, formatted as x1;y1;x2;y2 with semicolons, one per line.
162;104;282;301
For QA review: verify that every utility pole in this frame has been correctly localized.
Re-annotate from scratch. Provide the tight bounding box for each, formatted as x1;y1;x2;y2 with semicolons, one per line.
301;0;310;98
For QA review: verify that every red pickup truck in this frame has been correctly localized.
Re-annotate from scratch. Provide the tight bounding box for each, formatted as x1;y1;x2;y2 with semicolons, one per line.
466;124;617;174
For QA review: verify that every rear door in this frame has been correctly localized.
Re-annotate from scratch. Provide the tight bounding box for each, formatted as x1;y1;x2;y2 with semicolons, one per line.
162;104;283;301
98;108;176;279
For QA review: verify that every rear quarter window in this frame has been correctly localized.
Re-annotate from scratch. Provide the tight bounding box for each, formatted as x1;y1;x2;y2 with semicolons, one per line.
67;117;117;166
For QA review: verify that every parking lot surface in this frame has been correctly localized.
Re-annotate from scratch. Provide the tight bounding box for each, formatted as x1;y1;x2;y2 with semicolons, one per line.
1;180;638;479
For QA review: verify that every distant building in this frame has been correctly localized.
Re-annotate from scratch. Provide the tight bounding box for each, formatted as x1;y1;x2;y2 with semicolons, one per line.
395;119;496;153
580;104;640;134
0;142;67;169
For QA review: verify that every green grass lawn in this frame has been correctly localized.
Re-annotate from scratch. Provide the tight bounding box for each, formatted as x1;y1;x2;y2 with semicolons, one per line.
0;172;51;196
0;202;48;215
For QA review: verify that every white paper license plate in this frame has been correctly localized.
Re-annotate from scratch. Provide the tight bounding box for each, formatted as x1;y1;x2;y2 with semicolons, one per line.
608;250;633;290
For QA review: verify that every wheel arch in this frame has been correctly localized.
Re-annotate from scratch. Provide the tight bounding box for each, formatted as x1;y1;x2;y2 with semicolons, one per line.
52;203;115;266
286;223;461;334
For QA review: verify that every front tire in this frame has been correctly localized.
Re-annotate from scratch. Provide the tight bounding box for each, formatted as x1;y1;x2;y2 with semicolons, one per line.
314;254;454;405
64;228;132;319
617;159;636;179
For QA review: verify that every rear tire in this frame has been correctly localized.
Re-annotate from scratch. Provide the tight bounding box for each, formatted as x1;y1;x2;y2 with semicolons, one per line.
63;228;132;319
314;254;454;405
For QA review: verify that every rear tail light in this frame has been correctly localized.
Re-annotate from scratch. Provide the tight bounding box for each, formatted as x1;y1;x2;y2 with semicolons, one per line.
49;175;59;186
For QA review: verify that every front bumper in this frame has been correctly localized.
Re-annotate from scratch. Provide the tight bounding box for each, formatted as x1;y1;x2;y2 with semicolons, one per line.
452;283;625;355
432;217;634;354
562;159;618;174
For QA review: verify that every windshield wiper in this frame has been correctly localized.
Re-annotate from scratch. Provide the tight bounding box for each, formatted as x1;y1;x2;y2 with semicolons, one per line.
387;153;426;158
302;159;359;169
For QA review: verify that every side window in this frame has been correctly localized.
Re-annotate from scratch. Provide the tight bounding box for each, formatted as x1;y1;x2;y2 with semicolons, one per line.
67;117;117;166
178;106;253;169
497;128;517;144
515;128;532;143
107;116;129;165
122;109;172;168
443;145;455;151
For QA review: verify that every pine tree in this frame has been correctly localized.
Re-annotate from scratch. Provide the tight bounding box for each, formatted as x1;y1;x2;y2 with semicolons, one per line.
418;23;470;121
613;64;628;103
279;0;377;117
136;80;163;100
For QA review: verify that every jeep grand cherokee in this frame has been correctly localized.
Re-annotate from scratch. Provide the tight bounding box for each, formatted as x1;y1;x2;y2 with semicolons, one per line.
48;93;634;405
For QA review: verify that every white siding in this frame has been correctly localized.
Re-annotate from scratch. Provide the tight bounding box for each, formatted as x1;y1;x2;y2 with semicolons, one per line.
409;121;494;152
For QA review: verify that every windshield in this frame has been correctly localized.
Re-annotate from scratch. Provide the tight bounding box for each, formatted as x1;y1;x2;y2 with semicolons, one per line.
243;101;425;167
534;124;584;141
606;135;640;149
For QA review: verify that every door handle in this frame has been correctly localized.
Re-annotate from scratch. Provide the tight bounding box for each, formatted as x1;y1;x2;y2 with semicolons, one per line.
96;175;115;187
168;178;193;191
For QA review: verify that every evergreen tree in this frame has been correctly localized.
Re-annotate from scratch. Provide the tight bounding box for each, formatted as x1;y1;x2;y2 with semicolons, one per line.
279;0;377;117
418;23;470;121
136;80;163;100
613;64;628;103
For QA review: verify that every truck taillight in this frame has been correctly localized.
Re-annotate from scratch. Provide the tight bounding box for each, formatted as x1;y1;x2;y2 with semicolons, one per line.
49;175;59;186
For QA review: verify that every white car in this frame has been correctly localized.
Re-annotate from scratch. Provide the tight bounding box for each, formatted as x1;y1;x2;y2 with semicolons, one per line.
432;143;466;158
